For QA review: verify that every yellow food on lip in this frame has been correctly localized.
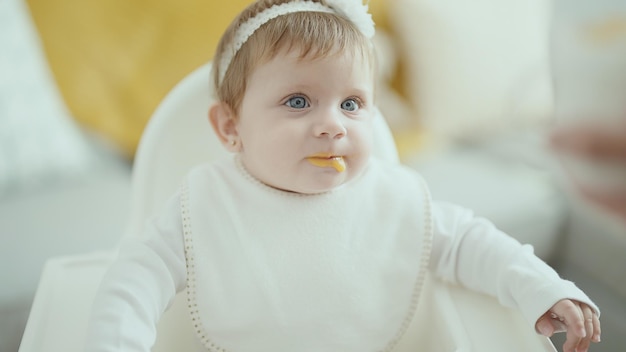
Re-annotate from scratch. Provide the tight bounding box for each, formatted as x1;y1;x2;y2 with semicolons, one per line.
306;155;346;172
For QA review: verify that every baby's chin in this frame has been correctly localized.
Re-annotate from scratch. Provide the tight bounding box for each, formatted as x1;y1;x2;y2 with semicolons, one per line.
267;176;350;195
271;182;344;195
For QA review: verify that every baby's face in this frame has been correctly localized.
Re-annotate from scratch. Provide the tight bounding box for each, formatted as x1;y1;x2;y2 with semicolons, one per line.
235;49;375;194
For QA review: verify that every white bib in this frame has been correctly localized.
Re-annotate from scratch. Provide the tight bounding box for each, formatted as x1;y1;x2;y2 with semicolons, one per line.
181;158;433;352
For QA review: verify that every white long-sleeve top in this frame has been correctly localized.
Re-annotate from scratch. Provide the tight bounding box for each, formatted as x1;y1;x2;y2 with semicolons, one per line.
85;156;599;351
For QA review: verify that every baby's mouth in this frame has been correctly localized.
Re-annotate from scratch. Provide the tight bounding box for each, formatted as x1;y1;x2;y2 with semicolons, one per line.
306;154;346;172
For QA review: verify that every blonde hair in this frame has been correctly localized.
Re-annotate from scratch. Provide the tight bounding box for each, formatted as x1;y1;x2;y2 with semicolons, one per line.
212;0;375;116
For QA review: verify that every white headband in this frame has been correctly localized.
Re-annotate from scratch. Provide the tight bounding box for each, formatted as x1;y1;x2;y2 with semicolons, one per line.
218;0;375;85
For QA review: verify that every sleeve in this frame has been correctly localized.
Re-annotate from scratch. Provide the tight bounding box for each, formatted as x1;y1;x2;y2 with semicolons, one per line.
84;193;187;352
429;200;600;327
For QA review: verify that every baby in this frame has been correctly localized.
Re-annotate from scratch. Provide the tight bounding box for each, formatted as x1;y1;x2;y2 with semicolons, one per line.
85;1;601;351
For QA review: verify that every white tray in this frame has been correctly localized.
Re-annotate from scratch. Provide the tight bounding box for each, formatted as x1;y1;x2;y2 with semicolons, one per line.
20;252;556;352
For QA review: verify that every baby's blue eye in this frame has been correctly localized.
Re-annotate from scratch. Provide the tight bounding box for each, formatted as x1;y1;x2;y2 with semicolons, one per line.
286;96;308;109
341;98;359;112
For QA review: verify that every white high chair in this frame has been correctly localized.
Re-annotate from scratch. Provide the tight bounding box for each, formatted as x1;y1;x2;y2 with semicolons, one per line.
19;63;556;352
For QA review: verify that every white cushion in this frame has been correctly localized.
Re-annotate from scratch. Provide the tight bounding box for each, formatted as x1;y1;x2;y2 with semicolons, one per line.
390;0;554;139
406;147;565;260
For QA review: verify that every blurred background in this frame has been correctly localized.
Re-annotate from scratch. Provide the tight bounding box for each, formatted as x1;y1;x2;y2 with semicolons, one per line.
1;0;625;351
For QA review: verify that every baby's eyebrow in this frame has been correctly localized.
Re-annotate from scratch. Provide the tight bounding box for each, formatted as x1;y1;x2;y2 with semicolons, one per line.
283;83;314;91
349;88;370;96
346;88;373;103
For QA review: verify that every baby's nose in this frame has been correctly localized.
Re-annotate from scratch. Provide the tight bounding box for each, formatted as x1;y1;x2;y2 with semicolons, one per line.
314;112;347;139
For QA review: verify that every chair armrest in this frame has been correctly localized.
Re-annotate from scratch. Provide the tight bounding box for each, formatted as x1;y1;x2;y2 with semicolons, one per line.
443;280;557;351
393;274;556;352
19;251;115;352
20;253;555;352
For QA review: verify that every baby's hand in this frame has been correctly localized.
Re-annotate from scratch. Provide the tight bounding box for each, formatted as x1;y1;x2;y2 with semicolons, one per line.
535;299;600;352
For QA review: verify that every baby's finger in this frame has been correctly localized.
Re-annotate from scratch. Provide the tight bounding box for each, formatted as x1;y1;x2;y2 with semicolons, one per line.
563;326;582;352
549;300;585;352
592;313;602;342
536;313;568;336
576;304;594;352
554;300;586;338
536;315;554;336
580;303;595;351
580;303;602;344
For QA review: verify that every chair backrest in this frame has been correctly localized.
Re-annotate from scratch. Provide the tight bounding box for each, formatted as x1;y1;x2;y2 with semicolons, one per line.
126;62;400;239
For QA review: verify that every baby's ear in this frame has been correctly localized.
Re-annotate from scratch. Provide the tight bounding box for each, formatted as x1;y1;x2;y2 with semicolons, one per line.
209;102;240;152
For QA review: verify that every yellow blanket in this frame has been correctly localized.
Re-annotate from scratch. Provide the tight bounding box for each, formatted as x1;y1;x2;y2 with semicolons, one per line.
26;0;391;158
